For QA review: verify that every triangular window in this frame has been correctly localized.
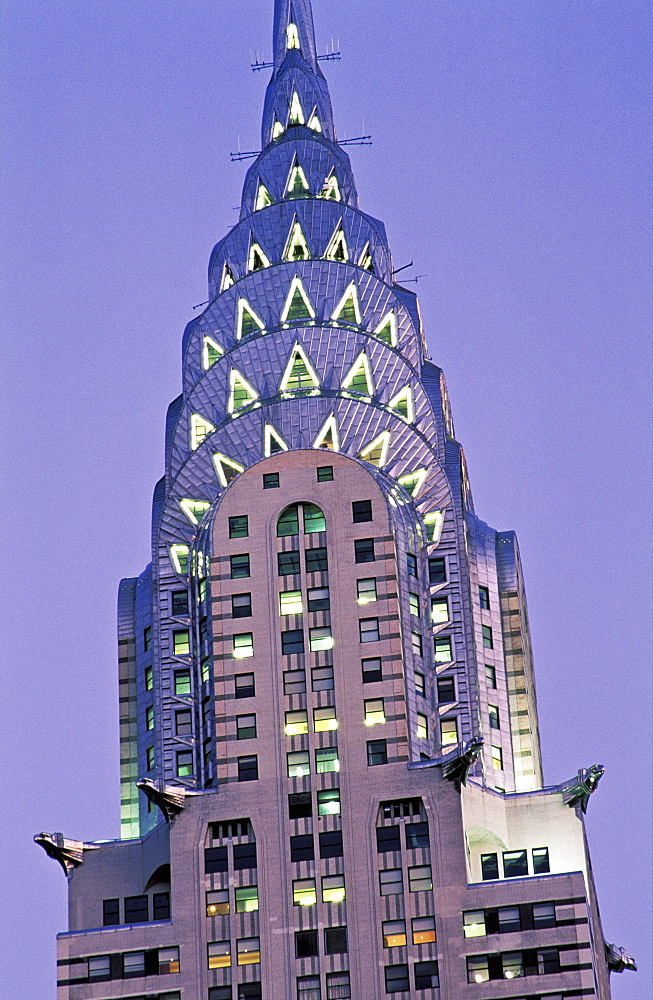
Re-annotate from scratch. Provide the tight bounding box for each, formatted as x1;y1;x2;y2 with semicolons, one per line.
170;544;190;575
342;352;374;396
280;345;320;394
308;112;322;133
285;221;311;261
228;369;259;414
272;119;285;140
358;242;375;272
374;311;397;346
248;240;271;272
179;499;211;526
313;415;340;451
325;225;349;262
221;264;235;291
202;335;223;370
281;277;316;324
236;298;265;340
190;413;216;451
213;452;245;488
388;385;414;422
321;172;341;201
359;431;391;468
397;468;428;498
423;510;445;545
255;182;273;211
288;91;305;126
331;282;361;325
286;22;301;49
286;162;310;198
264;423;289;457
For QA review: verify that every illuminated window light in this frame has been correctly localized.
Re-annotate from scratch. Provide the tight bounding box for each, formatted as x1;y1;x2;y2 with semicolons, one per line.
220;264;235;291
201;335;223;371
255;182;273;211
397;468;428;498
228;368;259;414
247;240;271;273
359;430;391;469
321;171;341;201
314;706;338;732
388;385;414;422
288;91;305;125
285;710;308;736
358;242;376;272
341;351;374;396
264;423;289;457
189;413;215;451
293;879;316;906
424;510;445;545
212;452;245;488
416;713;428;740
179;499;211;526
280;590;303;615
279;343;320;393
331;282;362;325
232;633;254;659
364;699;386;726
170;544;190;575
286;162;310;198
284;220;311;261
322;874;345;902
312;413;340;451
236;297;265;340
309;627;333;651
307;112;322;132
325;225;349;262
286;22;301;49
272;119;285;139
374;311;397;346
280;277;316;324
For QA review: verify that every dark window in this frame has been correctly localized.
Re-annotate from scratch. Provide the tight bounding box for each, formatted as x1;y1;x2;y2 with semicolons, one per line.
289;792;313;819
238;985;262;1000
407;553;418;578
376;825;401;853
362;657;383;682
230;553;250;579
175;709;193;735
235;673;255;699
324;926;348;955
282;629;305;655
481;853;499;880
367;739;388;766
532;902;556;928
233;842;257;870
277;505;300;536
503;850;528;878
488;705;500;729
479;585;490;610
229;515;249;539
199;616;208;643
290;834;314;862
532;847;550;874
319;831;344;859
284;669;306;695
352;500;373;522
428;557;446;584
124;895;148;923
143;625;152;651
437;677;456;702
278;550;301;575
485;663;497;688
414;961;439;989
295;929;319;958
539;948;561;975
498;906;521;932
205;846;228;873
307;586;330;611
354;538;375;563
415;671;425;697
263;472;280;489
305;546;328;573
209;989;232;1000
326;972;350;999
153;892;170;920
171;590;189;615
406;822;429;849
123;951;146;977
311;665;334;691
385;964;410;992
102;898;120;926
232;593;252;618
482;624;493;648
317;465;333;482
237;755;258;782
236;714;257;740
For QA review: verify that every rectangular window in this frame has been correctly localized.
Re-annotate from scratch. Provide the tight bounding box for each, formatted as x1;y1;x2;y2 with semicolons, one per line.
313;706;337;732
467;955;489;984
317;788;341;815
406;553;418;579
176;750;193;777
171;590;189;615
293;878;317;906
237;937;260;966
146;745;155;772
431;597;449;624
310;626;333;651
326;972;351;1000
412;915;436;944
481;853;499;880
175;709;192;736
383;919;407;947
501;951;523;979
233;842;257;870
290;834;314;862
406;822;429;849
201;656;211;682
532;846;550;873
283;669;306;695
263;472;279;489
297;976;321;1000
434;636;452;662
229;515;248;538
233;633;254;658
287;750;310;777
232;593;252;618
498;906;521;933
479;585;490;609
282;629;305;655
206;889;230;915
123;951;146;977
280;590;303;615
324;926;348;954
428;557;446;584
87;956;111;981
538;947;561;975
352;499;373;522
411;631;423;657
295;929;319;958
308;586;330;611
236;714;256;740
316;747;340;773
503;850;528;878
208;940;232;969
485;663;497;688
408;592;420;617
415;961;439;989
533;902;556;928
360;617;380;643
145;665;153;691
235;886;258;913
238;986;262;1000
199;616;208;643
440;717;458;746
285;710;308;736
278;550;300;576
230;553;250;579
489;745;503;772
415;713;428;740
437;677;456;702
173;629;190;655
362;657;383;683
153;890;170;920
237;755;258;781
376;825;401;852
482;624;493;648
385;964;409;992
317;465;334;482
489;704;500;729
305;547;328;572
379;869;403;896
205;846;228;874
289;792;312;819
235;673;255;699
354;538;375;563
312;665;334;691
415;671;425;697
357;577;377;604
319;830;343;859
322;874;346;903
408;865;432;892
209;989;232;1000
463;910;486;937
143;625;152;651
102;898;120;926
364;698;386;726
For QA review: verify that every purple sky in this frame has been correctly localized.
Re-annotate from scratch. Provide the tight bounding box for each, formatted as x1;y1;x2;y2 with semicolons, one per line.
1;1;650;996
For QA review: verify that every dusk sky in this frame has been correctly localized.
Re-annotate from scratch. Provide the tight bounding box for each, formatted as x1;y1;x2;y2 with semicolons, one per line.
1;1;650;997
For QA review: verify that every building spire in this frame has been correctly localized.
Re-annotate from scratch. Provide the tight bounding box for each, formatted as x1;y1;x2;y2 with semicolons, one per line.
273;0;318;74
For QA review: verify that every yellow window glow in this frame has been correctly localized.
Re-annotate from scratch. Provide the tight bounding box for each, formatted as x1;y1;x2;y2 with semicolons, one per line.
237;937;260;965
232;633;254;659
280;590;303;615
322;874;345;903
416;713;428;739
206;890;229;917
383;920;407;948
412;916;437;944
285;710;309;736
431;598;449;624
207;941;231;969
190;413;216;451
202;335;223;370
463;911;486;938
313;706;338;732
286;22;301;49
364;699;386;726
293;879;317;906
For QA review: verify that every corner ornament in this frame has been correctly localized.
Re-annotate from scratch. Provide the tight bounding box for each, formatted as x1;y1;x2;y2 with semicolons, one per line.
442;737;484;791
605;941;637;973
34;832;99;877
136;778;186;823
561;764;605;813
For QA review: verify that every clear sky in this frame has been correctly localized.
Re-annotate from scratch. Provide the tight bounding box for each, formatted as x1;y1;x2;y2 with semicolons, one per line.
1;1;650;997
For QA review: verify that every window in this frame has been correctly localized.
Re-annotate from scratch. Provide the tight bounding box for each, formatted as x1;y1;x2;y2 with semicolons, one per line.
282;629;305;655
485;663;497;688
287;750;310;777
205;846;228;873
322;874;346;903
102;898;119;926
415;961;439;989
312;665;334;691
305;546;328;572
440;717;458;746
498;906;521;932
237;937;260;965
237;755;258;781
172;629;190;655
362;657;382;682
238;986;262;1000
379;869;403;895
232;593;252;618
501;951;523;979
176;750;193;777
467;955;489;984
308;586;330;611
263;472;279;489
326;972;350;1000
145;665;153;691
146;745;155;774
533;902;556;928
209;989;232;1000
360;617;380;642
415;671;425;697
233;633;254;658
489;704;500;729
376;825;400;852
87;956;111;981
479;585;490;610
481;853;499;880
316;747;340;773
236;714;256;740
235;886;258;913
314;706;337;732
491;745;503;770
354;538;375;563
233;841;257;870
143;625;152;651
406;822;429;849
538;947;561;975
352;500;373;522
284;669;306;695
324;926;348;954
207;889;230;915
289;792;312;819
319;830;343;858
297;976;321;1000
295;929;319;958
231;553;250;579
124;896;148;923
278;503;326;535
157;946;179;974
407;553;418;578
383;919;407;947
317;788;340;815
437;677;455;702
412;916;436;944
532;846;550;873
290;834;314;862
503;850;528;878
415;713;428;739
280;590;303;615
229;515;248;539
317;465;333;482
408;865;432;892
408;592;419;617
123;951;146;977
385;964;409;992
357;578;377;604
434;636;452;662
431;597;448;624
428;557;446;585
175;709;192;735
310;626;333;650
293;878;317;906
285;710;309;736
235;673;255;699
364;699;385;725
463;910;486;937
411;632;423;658
278;550;300;576
482;625;493;648
171;590;189;615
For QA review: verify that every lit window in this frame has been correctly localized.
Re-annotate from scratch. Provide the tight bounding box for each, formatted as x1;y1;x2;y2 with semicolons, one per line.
286;162;309;197
332;284;362;326
280;590;303;615
229;515;248;538
280;284;316;327
176;750;193;777
307;586;330;611
236;298;265;341
463;910;486;937
247;241;271;272
308;112;322;132
233;633;254;658
237;937;260;966
481;853;499;880
367;739;388;765
206;889;230;916
532;847;550;874
362;657;382;683
170;544;189;575
409;592;420;616
236;714;256;740
145;705;154;730
354;538;375;563
440;717;458;746
431;598;449;624
237;755;258;781
437;677;455;702
467;955;489;984
341;352;372;395
357;578;377;604
397;468;428;498
423;510;444;544
311;665;334;691
374;311;396;345
411;631;423;657
285;710;308;736
479;585;490;610
412;916;436;944
352;500;373;523
501;951;523;979
388;385;414;423
485;663;497;688
284;221;311;260
498;906;521;933
145;666;153;693
503;850;528;878
482;625;493;648
491;745;503;770
309;626;333;651
358;430;391;468
286;22;301;48
287;750;310;777
228;369;259;414
232;593;252;618
293;878;317;906
208;940;231;969
316;747;340;773
235;673;255;699
313;415;340;451
409;865;432;892
385;965;409;992
325;226;349;261
272;119;285;139
174;669;191;695
314;706;338;732
434;636;452;662
214;452;245;488
173;629;190;655
379;869;403;896
365;699;386;726
360;617;380;642
321;172;341;201
428;557;446;584
489;705;500;729
282;629;304;654
383;920;407;948
284;669;306;695
235;886;259;913
317;788;341;815
322;874;345;903
288;90;305;124
255;182;272;210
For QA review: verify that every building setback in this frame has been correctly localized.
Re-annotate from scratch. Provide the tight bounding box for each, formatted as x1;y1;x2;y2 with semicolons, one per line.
38;2;637;999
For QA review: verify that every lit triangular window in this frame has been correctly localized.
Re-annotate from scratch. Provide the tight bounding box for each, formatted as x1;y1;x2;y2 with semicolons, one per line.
358;242;375;272
321;172;341;201
308;112;322;133
286;162;310;198
190;413;216;451
236;298;265;340
255;182;273;211
397;468;428;498
374;311;397;346
313;414;340;451
281;276;316;324
202;335;223;370
221;264;235;290
286;22;301;49
213;452;245;488
170;544;190;575
280;345;320;394
179;499;211;526
331;282;361;325
272;119;285;140
264;423;289;457
388;385;414;422
359;431;391;468
342;352;374;396
248;240;271;272
325;225;349;262
288;91;305;126
228;368;259;414
285;221;311;261
424;510;445;545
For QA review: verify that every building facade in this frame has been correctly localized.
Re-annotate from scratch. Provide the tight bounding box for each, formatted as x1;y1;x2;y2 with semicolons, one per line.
39;2;636;998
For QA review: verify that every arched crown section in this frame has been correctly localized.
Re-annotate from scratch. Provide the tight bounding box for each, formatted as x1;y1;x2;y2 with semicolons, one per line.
277;502;326;536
